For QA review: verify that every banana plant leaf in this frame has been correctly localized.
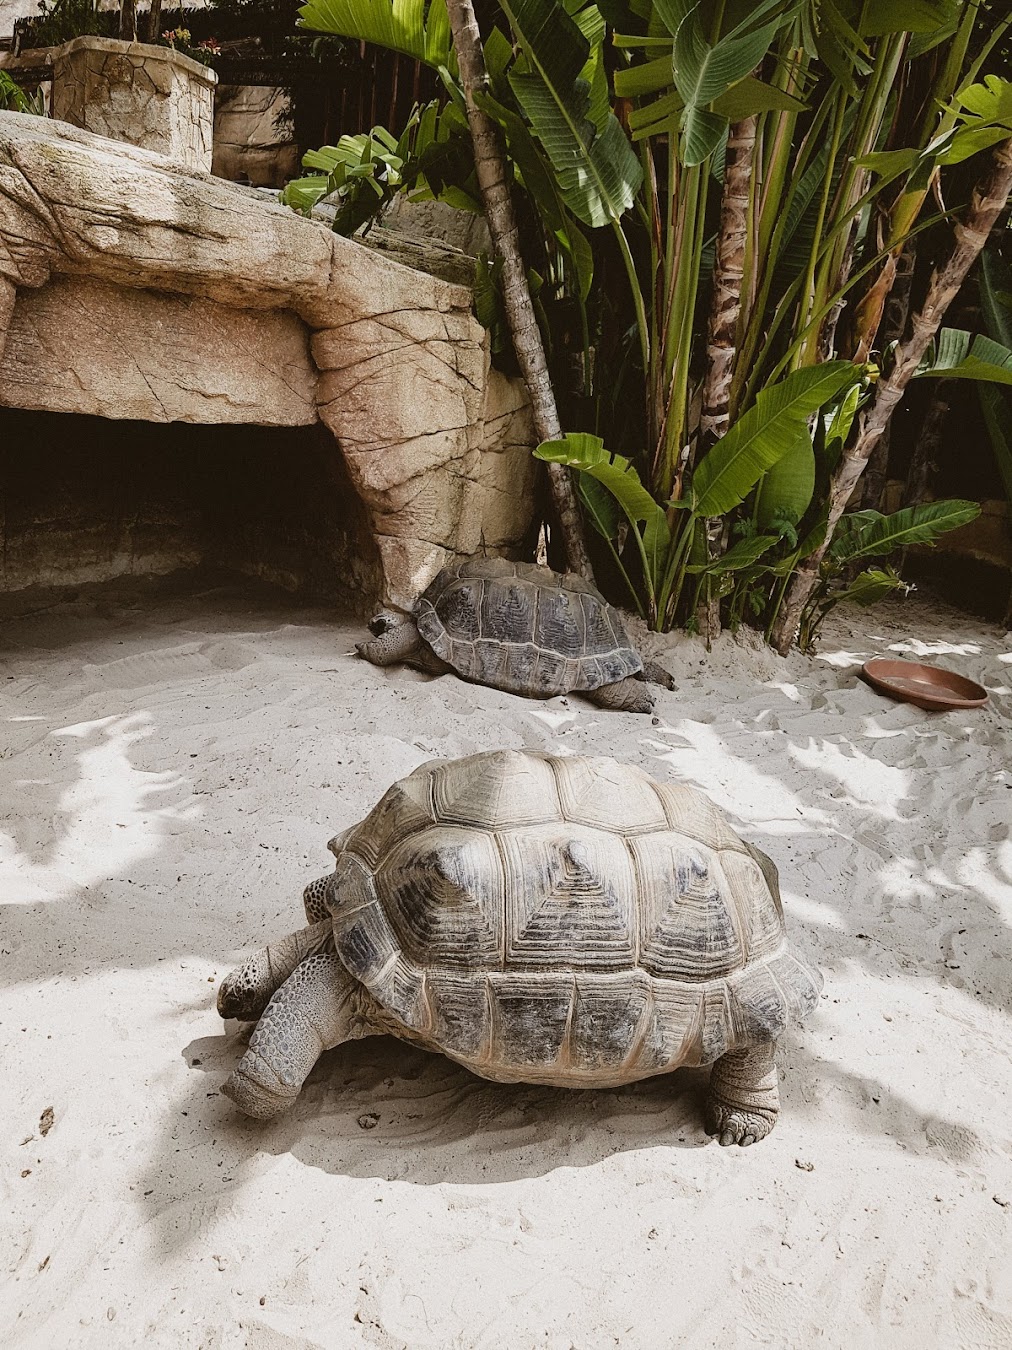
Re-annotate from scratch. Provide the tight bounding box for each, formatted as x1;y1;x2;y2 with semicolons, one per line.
499;0;642;227
914;328;1012;386
692;362;859;518
298;0;452;66
828;500;981;564
535;433;671;594
685;534;780;575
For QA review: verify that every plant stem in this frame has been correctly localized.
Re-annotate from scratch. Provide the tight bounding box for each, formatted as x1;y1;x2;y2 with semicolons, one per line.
445;0;592;577
771;137;1012;654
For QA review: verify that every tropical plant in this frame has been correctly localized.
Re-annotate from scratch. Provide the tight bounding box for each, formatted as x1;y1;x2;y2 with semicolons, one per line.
294;0;1012;645
0;71;45;116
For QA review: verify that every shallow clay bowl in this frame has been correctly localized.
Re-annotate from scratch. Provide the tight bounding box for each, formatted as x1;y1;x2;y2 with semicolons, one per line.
861;657;988;712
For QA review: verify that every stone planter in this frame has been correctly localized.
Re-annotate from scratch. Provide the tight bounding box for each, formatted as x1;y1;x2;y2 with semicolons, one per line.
51;36;216;173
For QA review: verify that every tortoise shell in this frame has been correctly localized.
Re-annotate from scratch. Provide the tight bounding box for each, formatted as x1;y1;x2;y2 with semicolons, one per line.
324;751;822;1088
415;559;643;696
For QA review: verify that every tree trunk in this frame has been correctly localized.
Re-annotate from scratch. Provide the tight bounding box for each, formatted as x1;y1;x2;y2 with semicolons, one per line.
119;0;138;42
860;240;917;510
771;137;1012;655
697;114;758;642
444;0;592;578
146;0;163;44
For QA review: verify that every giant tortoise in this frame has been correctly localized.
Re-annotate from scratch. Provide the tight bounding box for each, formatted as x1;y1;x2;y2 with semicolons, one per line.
217;751;822;1145
356;559;674;713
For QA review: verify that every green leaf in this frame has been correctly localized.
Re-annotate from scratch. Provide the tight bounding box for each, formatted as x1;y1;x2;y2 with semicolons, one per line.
629;89;683;139
535;433;672;589
859;0;960;35
614;54;674;98
981;249;1012;350
835;568;908;606
686;534;780;574
280;174;332;214
754;426;815;529
501;0;643;226
915;329;1012;386
298;0;452;66
693;363;859;518
829;500;981;563
670;0;796;165
577;471;621;539
710;74;807;119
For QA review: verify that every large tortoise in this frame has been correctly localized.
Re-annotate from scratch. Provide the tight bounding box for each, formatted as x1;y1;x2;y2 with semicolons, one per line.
356;559;674;713
218;751;822;1145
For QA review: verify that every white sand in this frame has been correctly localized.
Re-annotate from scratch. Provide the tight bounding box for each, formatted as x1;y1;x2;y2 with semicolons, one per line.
1;581;1010;1349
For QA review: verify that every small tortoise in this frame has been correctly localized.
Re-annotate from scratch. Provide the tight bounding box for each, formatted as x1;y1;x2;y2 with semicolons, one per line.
356;559;674;713
218;751;821;1144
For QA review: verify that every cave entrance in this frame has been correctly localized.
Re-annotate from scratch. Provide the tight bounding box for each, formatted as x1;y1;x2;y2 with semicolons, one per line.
0;409;380;616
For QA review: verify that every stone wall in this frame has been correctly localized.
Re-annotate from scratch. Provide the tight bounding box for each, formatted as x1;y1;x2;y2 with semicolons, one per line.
0;276;317;425
212;85;299;188
50;36;216;173
0;113;539;609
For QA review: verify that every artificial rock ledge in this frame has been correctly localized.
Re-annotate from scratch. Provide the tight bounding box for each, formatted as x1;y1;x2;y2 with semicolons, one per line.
0;112;537;609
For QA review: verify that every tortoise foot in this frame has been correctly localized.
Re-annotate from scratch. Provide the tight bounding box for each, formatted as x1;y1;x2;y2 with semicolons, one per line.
222;1064;300;1121
705;1043;780;1146
704;1098;777;1147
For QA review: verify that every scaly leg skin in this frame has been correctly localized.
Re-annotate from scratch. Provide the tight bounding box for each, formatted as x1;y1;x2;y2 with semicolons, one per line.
640;658;676;691
302;874;333;925
705;1042;780;1146
222;953;360;1120
217;921;334;1023
586;676;655;714
356;616;422;668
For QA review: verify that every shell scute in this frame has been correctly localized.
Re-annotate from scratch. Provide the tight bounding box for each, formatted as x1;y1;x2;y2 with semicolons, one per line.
375;825;504;967
500;825;637;969
346;776;434;870
553;757;668;834
630;835;745;979
430;750;560;828
425;971;489;1060
653;783;749;854
329;853;398;986
488;972;574;1070
720;850;784;962
570;973;651;1071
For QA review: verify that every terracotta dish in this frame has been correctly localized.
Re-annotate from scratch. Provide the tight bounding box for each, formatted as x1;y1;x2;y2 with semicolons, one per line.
860;657;988;712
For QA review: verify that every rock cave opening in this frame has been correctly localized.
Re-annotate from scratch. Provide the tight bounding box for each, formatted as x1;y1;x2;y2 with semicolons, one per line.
0;408;381;617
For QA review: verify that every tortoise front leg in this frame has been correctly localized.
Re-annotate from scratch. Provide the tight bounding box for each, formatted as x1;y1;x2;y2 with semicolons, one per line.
705;1042;780;1146
217;921;333;1023
585;677;655;714
222;953;364;1120
302;874;333;925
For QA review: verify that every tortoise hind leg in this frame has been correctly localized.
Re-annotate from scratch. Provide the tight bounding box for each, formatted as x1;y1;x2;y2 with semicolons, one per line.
222;953;366;1120
585;677;655;713
705;1042;780;1146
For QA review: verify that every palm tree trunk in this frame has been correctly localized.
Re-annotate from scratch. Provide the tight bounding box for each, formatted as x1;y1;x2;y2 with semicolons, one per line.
445;0;592;578
771;137;1012;655
697;113;758;642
